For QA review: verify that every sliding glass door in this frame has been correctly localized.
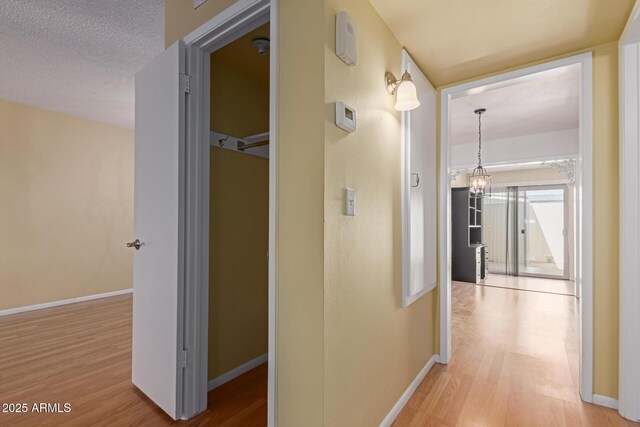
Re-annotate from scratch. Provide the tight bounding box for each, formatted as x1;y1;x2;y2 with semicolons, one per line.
484;184;569;280
517;186;569;279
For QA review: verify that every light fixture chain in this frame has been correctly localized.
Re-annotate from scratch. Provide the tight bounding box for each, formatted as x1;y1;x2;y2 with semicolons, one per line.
478;110;482;168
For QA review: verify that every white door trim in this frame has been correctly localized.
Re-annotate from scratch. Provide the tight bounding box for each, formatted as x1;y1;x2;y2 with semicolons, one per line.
618;0;640;421
439;52;594;402
180;0;275;424
401;49;438;307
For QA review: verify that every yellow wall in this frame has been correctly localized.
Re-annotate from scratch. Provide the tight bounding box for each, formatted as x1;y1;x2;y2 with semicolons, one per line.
166;1;326;423
438;42;620;398
0;99;133;310
276;1;326;424
211;61;269;136
209;149;269;379
165;0;621;420
323;0;435;425
591;42;619;399
207;41;270;380
165;0;239;48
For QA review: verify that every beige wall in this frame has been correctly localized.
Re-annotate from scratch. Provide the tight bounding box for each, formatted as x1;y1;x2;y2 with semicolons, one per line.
439;42;621;398
591;42;619;399
165;0;621;420
209;149;269;379
276;1;326;424
208;41;270;380
166;1;326;423
165;0;239;48
211;60;269;137
324;0;435;425
0;99;133;310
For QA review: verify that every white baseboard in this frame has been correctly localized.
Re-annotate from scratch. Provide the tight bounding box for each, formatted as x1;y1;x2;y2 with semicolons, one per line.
592;394;619;410
207;353;268;391
380;354;439;427
0;288;133;317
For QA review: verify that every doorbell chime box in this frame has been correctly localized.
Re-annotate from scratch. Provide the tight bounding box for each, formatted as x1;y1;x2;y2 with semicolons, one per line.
336;11;357;66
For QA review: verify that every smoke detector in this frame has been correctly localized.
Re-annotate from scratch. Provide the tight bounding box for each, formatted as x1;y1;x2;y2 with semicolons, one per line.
252;38;270;55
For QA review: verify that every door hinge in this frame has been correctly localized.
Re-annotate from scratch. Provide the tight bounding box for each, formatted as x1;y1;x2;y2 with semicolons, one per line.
180;73;191;93
179;349;188;369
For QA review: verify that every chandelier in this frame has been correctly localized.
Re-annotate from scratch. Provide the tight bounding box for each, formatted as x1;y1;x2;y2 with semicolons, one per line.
468;108;491;197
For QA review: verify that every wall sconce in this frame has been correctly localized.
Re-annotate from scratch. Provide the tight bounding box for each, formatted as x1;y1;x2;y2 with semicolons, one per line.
385;71;420;111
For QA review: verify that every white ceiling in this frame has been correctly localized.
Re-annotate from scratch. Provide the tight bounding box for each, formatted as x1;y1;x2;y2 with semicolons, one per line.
0;0;164;129
450;65;580;145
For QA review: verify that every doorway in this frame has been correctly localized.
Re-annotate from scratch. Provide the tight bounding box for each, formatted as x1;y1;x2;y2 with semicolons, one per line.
205;21;270;424
440;52;593;402
517;185;569;279
177;0;275;421
486;184;571;281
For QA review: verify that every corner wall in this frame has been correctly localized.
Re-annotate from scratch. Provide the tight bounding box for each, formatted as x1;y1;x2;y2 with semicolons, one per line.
323;0;436;425
165;1;326;424
0;99;133;311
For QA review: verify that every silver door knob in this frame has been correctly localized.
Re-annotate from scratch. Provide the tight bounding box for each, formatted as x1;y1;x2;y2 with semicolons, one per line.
126;239;144;250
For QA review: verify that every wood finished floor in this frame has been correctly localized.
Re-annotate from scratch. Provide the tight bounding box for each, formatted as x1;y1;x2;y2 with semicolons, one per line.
1;287;638;426
0;294;266;427
482;274;575;296
393;281;638;427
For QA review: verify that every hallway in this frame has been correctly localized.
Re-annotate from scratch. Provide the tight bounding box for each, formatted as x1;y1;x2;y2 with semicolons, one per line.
393;282;636;426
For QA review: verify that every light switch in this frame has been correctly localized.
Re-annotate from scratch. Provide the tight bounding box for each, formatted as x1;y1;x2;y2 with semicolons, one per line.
345;188;355;216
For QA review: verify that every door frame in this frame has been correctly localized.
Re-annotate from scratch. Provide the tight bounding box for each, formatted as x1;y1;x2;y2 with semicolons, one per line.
180;0;276;423
516;184;571;281
618;0;640;420
439;53;594;402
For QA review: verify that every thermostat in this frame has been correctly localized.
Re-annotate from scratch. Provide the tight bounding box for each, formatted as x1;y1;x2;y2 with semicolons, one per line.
335;102;357;133
336;11;357;66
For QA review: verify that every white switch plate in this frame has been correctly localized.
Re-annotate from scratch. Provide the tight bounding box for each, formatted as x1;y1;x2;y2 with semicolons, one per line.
345;188;355;216
193;0;208;9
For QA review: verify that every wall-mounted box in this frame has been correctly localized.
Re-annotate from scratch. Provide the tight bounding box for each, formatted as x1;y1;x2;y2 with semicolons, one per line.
335;102;357;133
336;11;357;66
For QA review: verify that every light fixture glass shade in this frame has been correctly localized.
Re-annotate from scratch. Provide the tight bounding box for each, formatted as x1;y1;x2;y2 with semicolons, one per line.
468;166;491;196
395;79;420;111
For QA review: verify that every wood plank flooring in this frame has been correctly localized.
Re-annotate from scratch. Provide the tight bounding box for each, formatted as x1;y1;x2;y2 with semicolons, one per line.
393;281;638;427
1;286;637;426
482;274;575;296
0;294;266;427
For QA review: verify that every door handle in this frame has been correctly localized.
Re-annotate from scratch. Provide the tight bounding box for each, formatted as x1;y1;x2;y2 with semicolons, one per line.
411;173;420;187
126;239;144;250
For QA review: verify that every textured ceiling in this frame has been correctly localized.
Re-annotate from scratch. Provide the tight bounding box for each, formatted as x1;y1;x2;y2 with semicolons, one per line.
451;65;580;145
0;0;164;129
369;0;634;86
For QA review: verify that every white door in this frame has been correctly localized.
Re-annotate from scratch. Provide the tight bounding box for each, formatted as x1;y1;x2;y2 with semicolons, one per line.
131;41;187;420
402;49;438;307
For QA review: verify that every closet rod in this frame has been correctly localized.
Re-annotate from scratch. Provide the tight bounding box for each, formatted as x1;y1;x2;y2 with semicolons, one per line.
238;140;269;151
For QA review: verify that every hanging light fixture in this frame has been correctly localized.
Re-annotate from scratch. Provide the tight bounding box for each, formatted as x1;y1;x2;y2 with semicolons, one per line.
468;108;491;196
